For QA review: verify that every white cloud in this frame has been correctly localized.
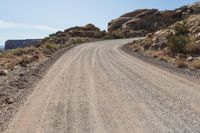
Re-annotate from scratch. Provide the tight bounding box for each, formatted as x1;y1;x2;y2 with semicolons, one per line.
0;20;58;32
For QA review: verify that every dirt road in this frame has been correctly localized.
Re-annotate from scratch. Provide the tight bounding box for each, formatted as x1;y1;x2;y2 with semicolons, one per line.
5;39;200;133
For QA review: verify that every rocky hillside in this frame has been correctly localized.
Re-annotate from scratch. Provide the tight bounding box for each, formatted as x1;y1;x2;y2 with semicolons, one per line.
0;24;105;71
108;2;200;38
42;23;105;45
124;2;200;69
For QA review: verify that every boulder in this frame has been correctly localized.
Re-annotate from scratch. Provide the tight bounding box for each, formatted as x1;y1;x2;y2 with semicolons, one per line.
187;56;194;62
5;97;14;104
0;70;9;76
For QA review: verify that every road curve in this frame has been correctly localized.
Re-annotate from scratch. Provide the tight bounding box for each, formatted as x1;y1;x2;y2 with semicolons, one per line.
5;39;200;133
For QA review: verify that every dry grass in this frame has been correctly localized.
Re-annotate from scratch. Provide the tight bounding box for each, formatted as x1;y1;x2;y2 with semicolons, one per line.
192;60;200;69
40;43;60;55
0;46;43;69
175;59;187;68
0;47;41;57
184;43;200;54
68;37;91;44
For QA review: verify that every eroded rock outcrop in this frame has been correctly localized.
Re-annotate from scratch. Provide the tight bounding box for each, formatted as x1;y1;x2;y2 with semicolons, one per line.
124;3;200;69
42;24;105;45
108;2;200;38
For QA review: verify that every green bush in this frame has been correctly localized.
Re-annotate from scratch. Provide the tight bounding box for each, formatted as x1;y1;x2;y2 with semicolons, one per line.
174;22;189;35
167;22;190;55
167;34;189;54
40;43;60;55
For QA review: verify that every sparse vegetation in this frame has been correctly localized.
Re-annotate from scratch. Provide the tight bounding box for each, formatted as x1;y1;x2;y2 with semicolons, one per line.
184;42;200;55
167;22;190;55
40;43;60;55
111;29;126;39
175;59;187;68
174;22;189;35
167;34;190;54
192;60;200;69
70;37;90;44
0;47;41;57
103;33;114;39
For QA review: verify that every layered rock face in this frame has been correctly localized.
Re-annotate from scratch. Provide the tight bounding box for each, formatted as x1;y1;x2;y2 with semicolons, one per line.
5;39;41;50
108;2;200;37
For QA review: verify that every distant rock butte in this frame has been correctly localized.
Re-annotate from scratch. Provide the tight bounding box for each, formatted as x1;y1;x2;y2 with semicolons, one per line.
0;45;4;51
5;39;41;50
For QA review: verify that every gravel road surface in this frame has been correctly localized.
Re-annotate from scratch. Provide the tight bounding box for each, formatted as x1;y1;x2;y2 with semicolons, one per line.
5;39;200;133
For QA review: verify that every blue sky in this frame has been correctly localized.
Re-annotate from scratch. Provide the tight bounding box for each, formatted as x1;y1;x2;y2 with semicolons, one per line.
0;0;198;46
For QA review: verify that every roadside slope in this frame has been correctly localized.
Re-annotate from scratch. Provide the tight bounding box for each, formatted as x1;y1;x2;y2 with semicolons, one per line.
5;39;200;133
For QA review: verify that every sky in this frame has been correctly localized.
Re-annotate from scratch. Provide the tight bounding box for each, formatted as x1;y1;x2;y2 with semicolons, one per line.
0;0;199;46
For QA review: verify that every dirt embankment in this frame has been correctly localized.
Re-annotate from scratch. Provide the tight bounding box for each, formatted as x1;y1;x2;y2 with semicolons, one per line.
122;43;200;85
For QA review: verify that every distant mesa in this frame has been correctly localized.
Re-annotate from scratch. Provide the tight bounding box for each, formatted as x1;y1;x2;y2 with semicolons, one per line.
0;45;4;51
5;39;41;50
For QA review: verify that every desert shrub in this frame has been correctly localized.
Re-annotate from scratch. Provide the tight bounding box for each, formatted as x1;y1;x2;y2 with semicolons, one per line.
0;47;39;59
167;34;189;54
1;47;40;57
184;42;200;55
166;22;190;55
112;29;126;39
45;43;59;51
0;52;15;58
40;43;60;55
175;59;187;68
192;60;200;69
174;22;189;35
72;38;87;44
103;33;113;39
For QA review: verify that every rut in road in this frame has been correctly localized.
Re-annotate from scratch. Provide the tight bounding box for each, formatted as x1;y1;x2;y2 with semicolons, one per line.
4;39;200;133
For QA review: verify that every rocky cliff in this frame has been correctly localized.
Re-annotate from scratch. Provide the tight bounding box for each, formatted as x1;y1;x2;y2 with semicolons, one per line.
108;2;200;38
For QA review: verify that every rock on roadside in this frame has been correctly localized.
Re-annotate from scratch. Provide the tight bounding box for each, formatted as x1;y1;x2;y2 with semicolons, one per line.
0;70;9;76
